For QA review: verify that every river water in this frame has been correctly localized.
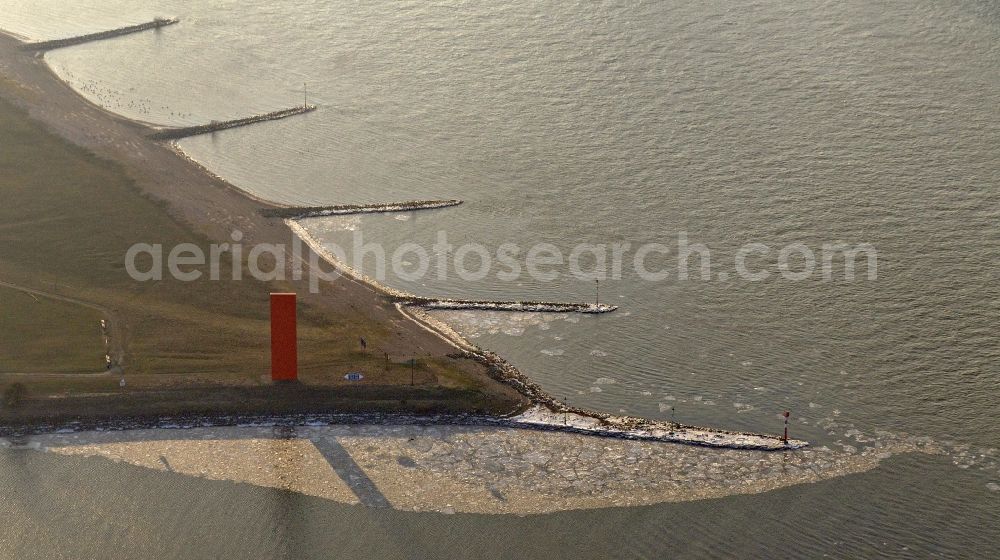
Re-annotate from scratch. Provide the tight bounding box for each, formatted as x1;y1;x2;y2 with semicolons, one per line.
0;0;997;557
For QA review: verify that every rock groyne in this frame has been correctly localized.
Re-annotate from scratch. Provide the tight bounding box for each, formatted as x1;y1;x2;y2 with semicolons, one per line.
285;219;617;315
0;407;805;450
403;298;617;314
261;199;463;219
149;105;316;140
22;18;178;52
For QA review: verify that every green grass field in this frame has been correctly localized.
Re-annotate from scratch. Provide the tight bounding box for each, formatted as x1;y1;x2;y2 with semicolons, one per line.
0;286;105;372
0;92;524;418
0;93;285;377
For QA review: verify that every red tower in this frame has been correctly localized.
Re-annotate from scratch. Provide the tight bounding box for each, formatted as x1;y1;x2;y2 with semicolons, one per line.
270;293;298;382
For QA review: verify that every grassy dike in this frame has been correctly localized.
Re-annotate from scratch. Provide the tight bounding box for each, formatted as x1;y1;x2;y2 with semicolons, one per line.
0;286;104;372
0;94;526;424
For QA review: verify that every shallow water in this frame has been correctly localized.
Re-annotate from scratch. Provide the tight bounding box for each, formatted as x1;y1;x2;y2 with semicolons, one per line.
0;0;998;556
0;443;997;559
22;424;901;513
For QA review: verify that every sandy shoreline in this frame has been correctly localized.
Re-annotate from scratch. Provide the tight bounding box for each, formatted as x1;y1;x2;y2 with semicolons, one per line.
0;28;803;449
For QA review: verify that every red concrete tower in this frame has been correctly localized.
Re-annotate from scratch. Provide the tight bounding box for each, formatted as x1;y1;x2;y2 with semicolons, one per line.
270;293;298;382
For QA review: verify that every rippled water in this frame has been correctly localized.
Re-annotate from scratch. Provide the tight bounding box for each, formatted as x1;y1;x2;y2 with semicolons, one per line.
1;446;998;559
1;0;998;557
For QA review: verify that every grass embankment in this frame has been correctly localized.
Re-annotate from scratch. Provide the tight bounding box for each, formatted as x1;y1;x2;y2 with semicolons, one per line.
0;95;525;422
0;286;104;372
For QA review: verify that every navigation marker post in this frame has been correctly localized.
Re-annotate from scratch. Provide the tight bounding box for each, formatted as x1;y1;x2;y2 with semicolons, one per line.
782;410;790;443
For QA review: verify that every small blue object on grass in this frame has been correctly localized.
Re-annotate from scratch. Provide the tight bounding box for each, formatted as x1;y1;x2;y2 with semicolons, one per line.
344;372;364;381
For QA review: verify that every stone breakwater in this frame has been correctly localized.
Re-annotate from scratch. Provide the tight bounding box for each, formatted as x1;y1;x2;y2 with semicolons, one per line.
450;345;804;450
285;219;617;315
0;406;803;451
148;105;317;140
260;199;463;219
404;299;617;314
509;406;805;450
395;305;800;449
21;18;179;52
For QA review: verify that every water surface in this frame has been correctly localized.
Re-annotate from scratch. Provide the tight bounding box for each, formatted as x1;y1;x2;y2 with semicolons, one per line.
0;0;997;556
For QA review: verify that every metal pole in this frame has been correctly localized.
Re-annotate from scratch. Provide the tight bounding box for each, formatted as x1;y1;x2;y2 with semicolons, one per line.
595;279;599;306
783;410;790;443
303;82;307;108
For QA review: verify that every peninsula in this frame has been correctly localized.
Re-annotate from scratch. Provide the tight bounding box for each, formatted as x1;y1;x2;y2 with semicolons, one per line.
0;29;801;450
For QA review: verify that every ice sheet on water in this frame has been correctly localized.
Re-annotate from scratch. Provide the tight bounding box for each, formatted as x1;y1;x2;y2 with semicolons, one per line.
304;215;361;233
427;310;560;338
